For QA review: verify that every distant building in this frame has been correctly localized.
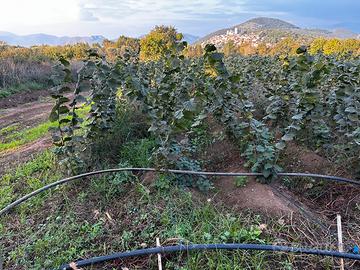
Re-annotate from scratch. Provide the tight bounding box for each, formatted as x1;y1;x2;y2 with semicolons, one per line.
234;27;238;34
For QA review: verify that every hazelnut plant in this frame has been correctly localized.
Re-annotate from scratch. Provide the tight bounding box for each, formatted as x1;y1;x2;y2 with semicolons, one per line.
49;44;360;183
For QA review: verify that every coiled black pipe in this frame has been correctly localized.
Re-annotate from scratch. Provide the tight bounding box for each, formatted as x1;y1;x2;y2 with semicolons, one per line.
1;168;359;216
58;243;360;269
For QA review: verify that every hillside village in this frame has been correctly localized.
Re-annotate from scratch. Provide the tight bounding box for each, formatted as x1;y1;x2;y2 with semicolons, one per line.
201;28;266;48
198;17;360;49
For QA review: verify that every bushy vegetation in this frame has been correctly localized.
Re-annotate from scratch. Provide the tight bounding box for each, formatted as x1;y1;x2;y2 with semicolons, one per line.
1;26;359;100
48;34;360;183
0;151;280;269
212;37;360;57
0;42;92;99
140;25;183;61
0;57;52;97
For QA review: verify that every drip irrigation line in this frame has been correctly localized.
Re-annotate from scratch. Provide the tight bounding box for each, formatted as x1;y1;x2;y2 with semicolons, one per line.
1;168;359;216
58;243;360;269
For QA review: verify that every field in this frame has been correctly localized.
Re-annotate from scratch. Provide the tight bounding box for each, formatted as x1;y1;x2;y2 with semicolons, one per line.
0;42;360;270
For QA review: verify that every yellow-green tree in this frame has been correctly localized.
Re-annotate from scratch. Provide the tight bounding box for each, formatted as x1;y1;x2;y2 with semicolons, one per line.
140;25;182;61
309;37;327;54
223;40;237;56
103;36;140;61
323;39;342;55
256;42;268;55
270;37;300;56
184;44;203;58
237;42;256;55
342;39;360;54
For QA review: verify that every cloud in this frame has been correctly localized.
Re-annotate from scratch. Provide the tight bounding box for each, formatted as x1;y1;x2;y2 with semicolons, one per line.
79;8;99;21
240;0;360;31
75;0;360;35
2;0;359;38
78;0;251;21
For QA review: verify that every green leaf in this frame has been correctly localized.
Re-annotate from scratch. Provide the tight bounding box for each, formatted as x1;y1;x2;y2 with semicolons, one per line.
59;57;70;67
263;169;271;178
75;95;87;103
148;125;157;132
174;110;184;120
183;98;196;112
59;106;70;114
348;114;359;122
49;107;59;122
59;118;71;124
291;113;303;120
275;141;286;150
345;107;357;113
296;46;307;54
59;96;70;104
211;53;223;61
229;75;240;83
256;145;265;152
204;44;217;53
264;163;273;170
281;133;295;141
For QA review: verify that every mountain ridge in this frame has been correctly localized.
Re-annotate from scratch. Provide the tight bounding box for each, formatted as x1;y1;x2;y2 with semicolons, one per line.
0;32;106;47
196;17;358;46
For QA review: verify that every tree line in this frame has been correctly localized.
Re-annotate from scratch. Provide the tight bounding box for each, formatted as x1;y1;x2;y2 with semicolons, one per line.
1;26;359;62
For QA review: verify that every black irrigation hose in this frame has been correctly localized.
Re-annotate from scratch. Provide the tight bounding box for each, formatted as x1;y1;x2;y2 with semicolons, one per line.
58;243;360;269
1;168;359;216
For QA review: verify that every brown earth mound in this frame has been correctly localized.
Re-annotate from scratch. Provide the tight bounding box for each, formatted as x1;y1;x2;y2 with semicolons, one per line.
282;142;332;175
0;89;50;109
213;170;294;215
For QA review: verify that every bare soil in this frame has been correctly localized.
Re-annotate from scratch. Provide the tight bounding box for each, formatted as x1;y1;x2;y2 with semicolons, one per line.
0;89;50;109
0;97;54;130
0;93;56;175
283;142;333;175
203;137;296;215
279;142;360;247
0;137;52;176
0;90;79;175
280;142;360;218
213;170;294;214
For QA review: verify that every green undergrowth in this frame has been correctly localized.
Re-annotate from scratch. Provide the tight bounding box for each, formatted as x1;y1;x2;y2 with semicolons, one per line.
0;121;57;152
0;124;20;136
0;105;335;270
1;173;281;269
0;117;277;269
0;150;61;214
0;81;49;99
0;106;89;153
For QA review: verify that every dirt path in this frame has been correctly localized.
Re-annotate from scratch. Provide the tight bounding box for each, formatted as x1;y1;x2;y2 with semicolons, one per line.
0;95;57;175
0;137;52;175
0;96;55;130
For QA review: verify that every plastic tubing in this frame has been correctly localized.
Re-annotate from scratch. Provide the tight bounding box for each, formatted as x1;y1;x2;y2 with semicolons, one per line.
58;243;360;269
1;168;359;216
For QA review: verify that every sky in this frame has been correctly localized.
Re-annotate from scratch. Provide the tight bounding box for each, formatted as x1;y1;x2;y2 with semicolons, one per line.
0;0;359;38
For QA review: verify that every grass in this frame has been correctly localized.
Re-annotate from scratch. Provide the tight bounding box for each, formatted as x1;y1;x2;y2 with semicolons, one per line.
0;106;89;153
1;175;278;269
119;138;156;167
0;150;61;212
0;124;20;136
0;121;57;152
0;81;49;99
